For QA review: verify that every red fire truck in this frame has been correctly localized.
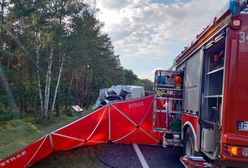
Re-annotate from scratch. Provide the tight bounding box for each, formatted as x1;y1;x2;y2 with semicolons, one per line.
153;0;248;167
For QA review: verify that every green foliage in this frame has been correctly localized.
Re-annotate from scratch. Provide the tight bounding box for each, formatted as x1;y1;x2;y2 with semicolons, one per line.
0;114;78;158
0;104;12;121
0;96;13;121
0;0;151;121
135;79;154;91
63;108;74;117
122;69;138;85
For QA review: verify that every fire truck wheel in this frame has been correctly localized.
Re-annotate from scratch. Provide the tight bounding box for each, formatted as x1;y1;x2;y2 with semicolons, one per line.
184;128;196;156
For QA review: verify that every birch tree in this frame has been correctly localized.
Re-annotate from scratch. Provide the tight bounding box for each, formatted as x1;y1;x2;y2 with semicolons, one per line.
51;52;65;113
35;32;44;115
43;45;54;118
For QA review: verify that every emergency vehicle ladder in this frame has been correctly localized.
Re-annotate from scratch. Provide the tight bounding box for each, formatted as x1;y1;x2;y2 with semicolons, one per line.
152;70;183;146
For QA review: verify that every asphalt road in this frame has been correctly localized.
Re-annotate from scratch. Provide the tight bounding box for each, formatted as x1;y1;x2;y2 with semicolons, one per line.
98;143;184;168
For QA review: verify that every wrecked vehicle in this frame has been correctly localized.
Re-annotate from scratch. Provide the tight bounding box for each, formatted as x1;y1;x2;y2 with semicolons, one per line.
93;85;145;110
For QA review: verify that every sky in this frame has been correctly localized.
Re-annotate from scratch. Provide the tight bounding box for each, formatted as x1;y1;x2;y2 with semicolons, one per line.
96;0;227;80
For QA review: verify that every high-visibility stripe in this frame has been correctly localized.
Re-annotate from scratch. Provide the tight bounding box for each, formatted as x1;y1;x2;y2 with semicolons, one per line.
49;134;54;151
112;105;138;127
111;102;159;143
52;107;106;133
113;128;137;142
87;140;106;143
139;101;153;125
51;133;85;142
86;108;107;141
108;105;111;141
25;136;48;167
140;128;159;143
156;109;167;113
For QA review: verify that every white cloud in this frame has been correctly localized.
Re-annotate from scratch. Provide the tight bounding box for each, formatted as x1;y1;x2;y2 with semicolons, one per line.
100;0;129;9
96;0;227;79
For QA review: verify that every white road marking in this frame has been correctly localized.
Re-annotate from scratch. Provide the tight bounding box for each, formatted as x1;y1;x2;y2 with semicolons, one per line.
133;144;150;168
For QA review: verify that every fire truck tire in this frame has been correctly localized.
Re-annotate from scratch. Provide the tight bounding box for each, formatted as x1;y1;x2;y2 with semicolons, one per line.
184;128;196;156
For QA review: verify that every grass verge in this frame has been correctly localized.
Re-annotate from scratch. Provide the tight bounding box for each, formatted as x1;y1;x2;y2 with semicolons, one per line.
0;114;79;159
0;108;102;167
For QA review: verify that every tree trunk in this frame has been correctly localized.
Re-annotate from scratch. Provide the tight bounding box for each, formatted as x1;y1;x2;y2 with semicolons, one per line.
55;91;59;117
65;74;73;110
19;82;24;113
0;0;5;48
69;73;73;95
51;52;65;113
35;33;44;117
44;45;54;118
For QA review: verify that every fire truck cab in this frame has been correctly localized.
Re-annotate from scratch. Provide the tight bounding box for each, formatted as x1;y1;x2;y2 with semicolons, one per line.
153;1;248;167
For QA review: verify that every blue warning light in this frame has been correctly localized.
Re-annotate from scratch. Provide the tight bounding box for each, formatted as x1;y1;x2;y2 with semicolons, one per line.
229;0;240;15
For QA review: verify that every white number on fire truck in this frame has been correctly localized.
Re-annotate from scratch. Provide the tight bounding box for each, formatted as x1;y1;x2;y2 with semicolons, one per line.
239;32;248;43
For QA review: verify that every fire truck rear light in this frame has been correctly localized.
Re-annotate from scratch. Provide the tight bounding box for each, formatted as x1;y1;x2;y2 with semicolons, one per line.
224;144;248;158
227;146;239;156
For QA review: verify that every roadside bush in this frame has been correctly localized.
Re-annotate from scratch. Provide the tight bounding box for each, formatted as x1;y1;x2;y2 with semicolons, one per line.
63;108;74;117
0;101;13;121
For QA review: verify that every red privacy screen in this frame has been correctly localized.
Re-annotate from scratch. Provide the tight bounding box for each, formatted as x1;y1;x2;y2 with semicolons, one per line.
0;96;161;168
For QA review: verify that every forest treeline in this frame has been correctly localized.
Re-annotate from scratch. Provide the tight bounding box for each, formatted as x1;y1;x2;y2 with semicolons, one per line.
0;0;153;121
